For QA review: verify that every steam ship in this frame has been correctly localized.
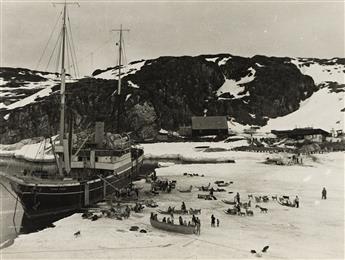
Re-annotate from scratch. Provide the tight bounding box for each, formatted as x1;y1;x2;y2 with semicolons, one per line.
4;2;144;227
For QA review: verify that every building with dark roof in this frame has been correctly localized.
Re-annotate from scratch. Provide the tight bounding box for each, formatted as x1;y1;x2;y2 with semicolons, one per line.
271;128;330;142
191;116;228;136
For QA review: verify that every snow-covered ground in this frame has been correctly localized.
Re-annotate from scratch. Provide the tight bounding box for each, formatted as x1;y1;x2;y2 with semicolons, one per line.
0;138;55;162
291;58;345;85
1;142;343;259
143;141;248;162
261;86;345;132
0;178;24;248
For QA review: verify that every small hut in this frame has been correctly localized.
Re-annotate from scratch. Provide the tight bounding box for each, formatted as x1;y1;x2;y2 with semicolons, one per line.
191;116;228;137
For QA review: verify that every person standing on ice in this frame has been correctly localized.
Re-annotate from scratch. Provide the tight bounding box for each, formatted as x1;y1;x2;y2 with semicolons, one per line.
192;214;197;225
235;192;241;204
211;215;215;227
216;219;220;227
181;202;186;211
322;187;327;199
195;218;201;235
294;196;300;208
209;187;216;200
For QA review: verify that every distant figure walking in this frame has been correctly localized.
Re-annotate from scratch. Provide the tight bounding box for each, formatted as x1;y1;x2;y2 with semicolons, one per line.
322;187;327;200
195;217;201;235
294;196;299;208
216;219;220;227
211;214;215;227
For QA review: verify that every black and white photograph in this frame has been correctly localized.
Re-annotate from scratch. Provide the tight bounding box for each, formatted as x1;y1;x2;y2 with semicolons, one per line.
0;0;344;259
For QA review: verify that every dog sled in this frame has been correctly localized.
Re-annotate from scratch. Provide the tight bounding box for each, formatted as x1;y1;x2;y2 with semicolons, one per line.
197;183;211;191
217;182;230;187
197;194;217;200
183;173;203;177
198;187;225;193
178;185;193;193
150;217;197;234
214;188;226;192
132;203;145;213
189;208;201;215
142;199;158;208
224;208;238;215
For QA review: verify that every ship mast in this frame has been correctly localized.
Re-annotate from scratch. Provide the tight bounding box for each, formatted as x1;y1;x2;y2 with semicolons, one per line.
60;2;67;143
117;25;123;95
112;25;129;95
111;25;129;131
54;1;79;176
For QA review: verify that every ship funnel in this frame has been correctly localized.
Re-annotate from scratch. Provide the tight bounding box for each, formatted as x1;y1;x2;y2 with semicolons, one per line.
95;122;105;148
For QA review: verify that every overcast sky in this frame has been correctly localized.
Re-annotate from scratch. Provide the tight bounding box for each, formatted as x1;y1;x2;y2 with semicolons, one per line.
1;0;344;76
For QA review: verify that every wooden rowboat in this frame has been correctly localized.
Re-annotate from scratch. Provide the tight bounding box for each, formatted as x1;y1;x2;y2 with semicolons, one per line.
150;217;197;234
277;200;296;208
222;199;236;205
197;194;217;200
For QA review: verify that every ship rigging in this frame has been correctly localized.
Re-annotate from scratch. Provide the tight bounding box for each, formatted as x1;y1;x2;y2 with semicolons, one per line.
2;2;145;230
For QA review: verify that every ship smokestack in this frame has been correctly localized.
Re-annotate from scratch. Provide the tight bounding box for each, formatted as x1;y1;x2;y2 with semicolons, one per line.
95;122;104;148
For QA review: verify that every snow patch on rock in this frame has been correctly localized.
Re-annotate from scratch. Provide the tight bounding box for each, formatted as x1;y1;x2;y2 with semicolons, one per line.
95;60;147;80
217;67;256;98
128;81;140;88
205;57;218;63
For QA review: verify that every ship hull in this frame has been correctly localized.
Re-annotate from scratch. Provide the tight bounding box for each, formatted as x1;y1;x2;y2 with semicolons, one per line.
6;153;144;231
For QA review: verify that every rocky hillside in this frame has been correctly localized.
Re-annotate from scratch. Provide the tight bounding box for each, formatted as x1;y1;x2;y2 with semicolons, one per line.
0;54;344;143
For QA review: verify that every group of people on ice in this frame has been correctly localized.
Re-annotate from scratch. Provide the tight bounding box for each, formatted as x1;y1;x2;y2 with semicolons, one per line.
211;214;220;227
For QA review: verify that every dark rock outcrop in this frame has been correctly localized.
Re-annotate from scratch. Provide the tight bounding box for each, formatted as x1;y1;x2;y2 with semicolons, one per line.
0;54;333;144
